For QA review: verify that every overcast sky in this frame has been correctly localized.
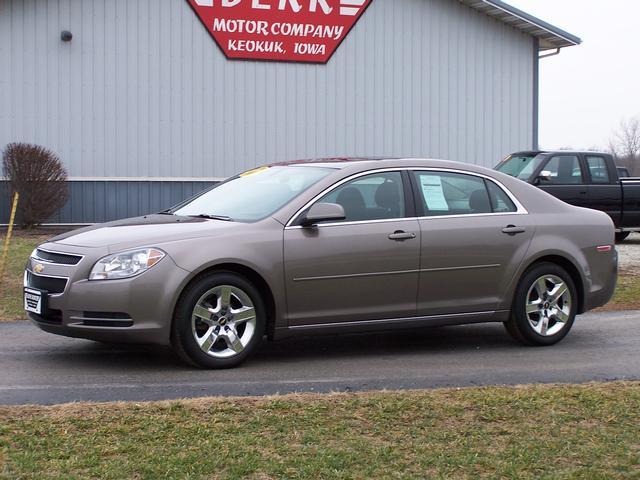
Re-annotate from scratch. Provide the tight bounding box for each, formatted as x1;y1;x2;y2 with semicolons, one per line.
506;0;640;151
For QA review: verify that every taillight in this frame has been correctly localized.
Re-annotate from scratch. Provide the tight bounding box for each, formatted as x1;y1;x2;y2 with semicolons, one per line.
597;245;613;253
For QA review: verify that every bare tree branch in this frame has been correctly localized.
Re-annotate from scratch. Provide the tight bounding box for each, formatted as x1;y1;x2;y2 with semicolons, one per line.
609;116;640;175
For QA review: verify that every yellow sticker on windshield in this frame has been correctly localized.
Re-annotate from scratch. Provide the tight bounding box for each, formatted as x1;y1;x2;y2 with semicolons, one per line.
240;166;269;177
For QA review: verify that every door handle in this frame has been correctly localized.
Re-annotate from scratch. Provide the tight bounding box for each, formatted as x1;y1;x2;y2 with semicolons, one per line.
388;231;417;241
502;225;526;236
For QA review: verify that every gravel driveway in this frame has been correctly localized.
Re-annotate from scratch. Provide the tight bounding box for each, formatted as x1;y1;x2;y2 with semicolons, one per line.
617;233;640;274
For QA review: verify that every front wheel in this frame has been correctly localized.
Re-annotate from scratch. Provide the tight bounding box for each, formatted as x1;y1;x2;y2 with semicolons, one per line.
172;272;266;368
504;263;577;346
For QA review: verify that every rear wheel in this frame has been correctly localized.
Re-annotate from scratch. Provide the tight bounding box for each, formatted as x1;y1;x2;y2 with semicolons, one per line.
504;263;577;346
615;231;630;243
172;272;265;368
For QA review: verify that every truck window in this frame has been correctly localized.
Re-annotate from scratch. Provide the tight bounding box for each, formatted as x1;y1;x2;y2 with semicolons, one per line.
541;155;583;185
617;167;630;178
496;154;543;180
586;156;611;184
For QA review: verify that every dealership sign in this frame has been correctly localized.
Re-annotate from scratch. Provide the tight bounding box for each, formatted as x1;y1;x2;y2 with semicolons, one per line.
188;0;372;63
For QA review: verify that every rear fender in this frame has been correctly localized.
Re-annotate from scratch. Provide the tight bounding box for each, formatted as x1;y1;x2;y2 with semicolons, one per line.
499;234;590;314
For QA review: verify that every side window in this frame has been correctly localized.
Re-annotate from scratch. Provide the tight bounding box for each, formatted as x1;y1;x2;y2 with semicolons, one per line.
541;155;583;184
486;180;517;213
586;156;611;184
413;172;492;216
319;172;405;222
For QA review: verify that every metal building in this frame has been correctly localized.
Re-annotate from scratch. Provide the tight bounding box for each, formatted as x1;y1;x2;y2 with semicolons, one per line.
0;0;579;224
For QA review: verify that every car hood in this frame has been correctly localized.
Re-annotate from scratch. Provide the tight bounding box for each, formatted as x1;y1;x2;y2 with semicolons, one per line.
49;214;242;252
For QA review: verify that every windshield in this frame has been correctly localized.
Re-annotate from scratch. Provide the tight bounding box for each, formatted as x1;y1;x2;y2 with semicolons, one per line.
496;154;544;180
172;166;333;222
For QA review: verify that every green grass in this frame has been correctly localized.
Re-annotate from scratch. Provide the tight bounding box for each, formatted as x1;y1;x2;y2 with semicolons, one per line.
0;235;47;321
604;274;640;311
0;383;638;479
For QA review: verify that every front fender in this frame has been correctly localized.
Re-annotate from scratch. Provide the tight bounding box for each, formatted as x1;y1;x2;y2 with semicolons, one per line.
154;220;286;329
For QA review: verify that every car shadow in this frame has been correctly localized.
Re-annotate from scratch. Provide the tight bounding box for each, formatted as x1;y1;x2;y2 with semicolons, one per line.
43;323;520;372
253;323;515;361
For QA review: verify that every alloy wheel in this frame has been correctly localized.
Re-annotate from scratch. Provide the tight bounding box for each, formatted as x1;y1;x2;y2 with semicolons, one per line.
525;274;572;337
191;285;257;359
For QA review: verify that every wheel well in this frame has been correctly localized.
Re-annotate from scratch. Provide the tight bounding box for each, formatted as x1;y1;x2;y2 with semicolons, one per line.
174;264;277;340
527;256;585;314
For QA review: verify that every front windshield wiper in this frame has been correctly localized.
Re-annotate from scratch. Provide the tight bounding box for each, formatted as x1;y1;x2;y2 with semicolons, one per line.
188;214;233;222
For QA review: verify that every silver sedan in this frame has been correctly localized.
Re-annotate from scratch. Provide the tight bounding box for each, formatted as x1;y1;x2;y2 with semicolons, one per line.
25;158;618;368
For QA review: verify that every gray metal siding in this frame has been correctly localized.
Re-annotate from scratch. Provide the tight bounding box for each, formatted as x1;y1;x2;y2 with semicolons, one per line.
0;180;216;224
1;0;534;180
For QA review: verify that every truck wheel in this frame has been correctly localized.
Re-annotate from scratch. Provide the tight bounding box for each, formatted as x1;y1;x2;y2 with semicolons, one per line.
504;263;577;346
172;272;265;369
615;232;630;243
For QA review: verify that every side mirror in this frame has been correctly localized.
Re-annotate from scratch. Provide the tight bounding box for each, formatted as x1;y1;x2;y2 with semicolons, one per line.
536;170;552;184
301;203;346;227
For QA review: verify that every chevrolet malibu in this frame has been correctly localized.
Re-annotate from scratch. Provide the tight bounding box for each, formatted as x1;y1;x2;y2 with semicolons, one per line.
25;158;617;368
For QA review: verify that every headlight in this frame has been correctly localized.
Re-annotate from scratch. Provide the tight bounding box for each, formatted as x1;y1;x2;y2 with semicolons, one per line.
89;248;165;281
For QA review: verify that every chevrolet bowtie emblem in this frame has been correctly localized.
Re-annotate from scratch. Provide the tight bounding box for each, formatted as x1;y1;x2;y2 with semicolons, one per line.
34;264;45;274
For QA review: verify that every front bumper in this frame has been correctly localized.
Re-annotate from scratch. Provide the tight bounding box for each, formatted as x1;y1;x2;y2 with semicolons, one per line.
25;243;190;346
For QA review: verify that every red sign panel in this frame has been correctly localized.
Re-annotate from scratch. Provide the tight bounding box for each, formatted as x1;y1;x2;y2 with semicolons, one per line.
187;0;372;63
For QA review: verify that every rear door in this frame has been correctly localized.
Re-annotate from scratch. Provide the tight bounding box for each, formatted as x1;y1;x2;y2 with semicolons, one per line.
536;154;590;208
411;170;536;315
585;154;622;227
283;170;420;326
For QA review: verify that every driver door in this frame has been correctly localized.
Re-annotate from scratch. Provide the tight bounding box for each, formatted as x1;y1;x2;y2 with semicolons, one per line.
283;171;420;326
537;154;590;208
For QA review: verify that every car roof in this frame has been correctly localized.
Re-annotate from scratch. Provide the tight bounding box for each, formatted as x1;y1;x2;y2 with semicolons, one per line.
510;150;612;157
268;157;392;169
265;157;522;181
269;157;497;172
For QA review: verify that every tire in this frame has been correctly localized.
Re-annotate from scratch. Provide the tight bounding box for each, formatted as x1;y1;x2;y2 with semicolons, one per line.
615;232;630;243
171;272;266;369
504;262;578;346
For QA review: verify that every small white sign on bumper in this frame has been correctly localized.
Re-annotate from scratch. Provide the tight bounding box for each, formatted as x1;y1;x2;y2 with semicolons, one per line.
24;288;44;315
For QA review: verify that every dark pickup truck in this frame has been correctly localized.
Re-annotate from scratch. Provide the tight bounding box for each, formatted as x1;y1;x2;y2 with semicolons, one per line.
496;151;640;242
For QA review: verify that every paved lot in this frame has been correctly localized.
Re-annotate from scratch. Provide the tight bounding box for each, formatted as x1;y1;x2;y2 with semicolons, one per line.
0;310;638;405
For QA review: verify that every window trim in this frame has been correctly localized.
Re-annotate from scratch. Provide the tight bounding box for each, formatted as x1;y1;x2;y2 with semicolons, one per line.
285;168;528;229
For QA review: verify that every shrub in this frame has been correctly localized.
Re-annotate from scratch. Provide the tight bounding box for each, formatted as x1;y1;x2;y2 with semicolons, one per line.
2;143;69;228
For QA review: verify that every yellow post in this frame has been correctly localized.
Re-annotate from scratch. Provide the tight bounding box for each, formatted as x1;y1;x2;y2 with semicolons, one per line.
0;192;20;281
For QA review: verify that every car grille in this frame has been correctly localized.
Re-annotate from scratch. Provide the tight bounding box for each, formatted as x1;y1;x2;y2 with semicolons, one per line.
26;271;68;294
35;249;82;265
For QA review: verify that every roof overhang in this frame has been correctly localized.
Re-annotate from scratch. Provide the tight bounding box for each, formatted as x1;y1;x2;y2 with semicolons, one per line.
459;0;582;50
